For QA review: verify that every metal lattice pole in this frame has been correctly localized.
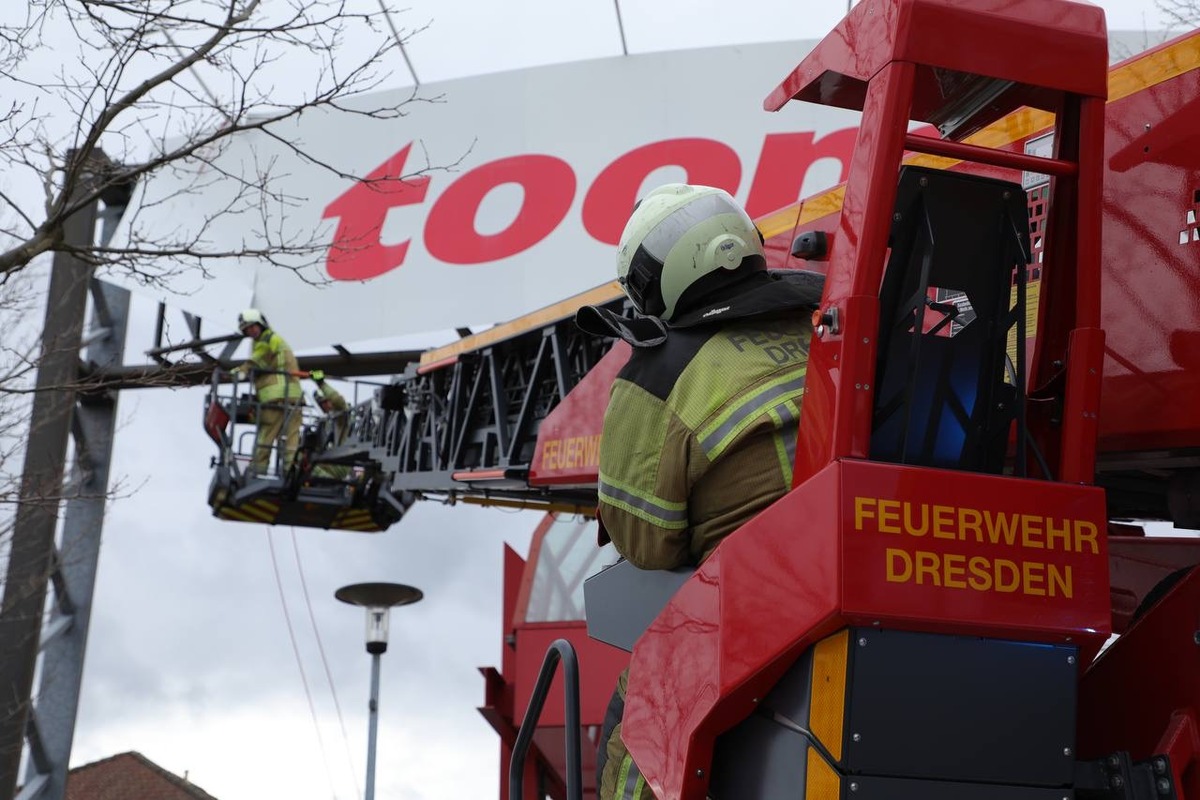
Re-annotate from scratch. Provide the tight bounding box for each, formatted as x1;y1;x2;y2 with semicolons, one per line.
0;151;130;800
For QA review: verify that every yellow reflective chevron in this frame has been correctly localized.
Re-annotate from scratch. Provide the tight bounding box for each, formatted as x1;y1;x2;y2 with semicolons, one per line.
614;753;650;800
217;498;279;524
598;314;813;568
766;400;800;486
213;488;389;532
698;369;806;460
332;508;383;532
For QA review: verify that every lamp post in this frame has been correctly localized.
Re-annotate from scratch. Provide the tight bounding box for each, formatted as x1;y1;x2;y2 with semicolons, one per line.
335;582;423;800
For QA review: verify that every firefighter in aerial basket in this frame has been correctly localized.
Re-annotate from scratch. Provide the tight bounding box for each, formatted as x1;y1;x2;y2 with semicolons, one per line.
233;308;305;477
576;184;824;799
308;369;351;480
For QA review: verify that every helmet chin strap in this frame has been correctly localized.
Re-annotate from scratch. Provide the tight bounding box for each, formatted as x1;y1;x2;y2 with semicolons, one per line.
574;304;669;348
623;250;666;318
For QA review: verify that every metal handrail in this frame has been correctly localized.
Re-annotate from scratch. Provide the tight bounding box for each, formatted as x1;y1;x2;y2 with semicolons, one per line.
509;639;582;800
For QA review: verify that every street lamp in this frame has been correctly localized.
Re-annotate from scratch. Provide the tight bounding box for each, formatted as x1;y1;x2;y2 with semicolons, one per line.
335;582;423;800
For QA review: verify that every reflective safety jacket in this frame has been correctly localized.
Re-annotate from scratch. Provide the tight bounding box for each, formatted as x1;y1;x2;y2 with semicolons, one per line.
316;382;349;444
312;382;352;481
239;328;304;404
598;311;812;570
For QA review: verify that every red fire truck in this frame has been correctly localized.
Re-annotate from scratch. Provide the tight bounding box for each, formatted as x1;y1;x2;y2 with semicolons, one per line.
467;1;1200;798
205;0;1200;796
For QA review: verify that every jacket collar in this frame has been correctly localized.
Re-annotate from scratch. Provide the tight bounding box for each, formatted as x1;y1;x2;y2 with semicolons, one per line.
668;269;824;329
575;270;824;348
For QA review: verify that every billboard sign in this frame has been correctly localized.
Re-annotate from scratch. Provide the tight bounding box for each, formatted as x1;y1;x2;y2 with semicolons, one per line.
112;40;863;349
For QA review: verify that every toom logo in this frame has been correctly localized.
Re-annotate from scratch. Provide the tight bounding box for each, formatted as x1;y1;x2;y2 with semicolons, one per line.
320;129;858;281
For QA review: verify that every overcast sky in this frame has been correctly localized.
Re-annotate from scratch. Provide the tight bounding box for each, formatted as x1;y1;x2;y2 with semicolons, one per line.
22;1;1184;799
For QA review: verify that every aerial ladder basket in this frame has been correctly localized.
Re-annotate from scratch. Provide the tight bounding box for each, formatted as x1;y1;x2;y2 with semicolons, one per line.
203;367;410;532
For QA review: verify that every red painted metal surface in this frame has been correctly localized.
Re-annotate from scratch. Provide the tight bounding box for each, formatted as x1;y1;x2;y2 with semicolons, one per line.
528;343;629;487
762;0;1112;492
840;462;1111;647
790;55;916;484
761;208;801;269
623;461;1111;799
622;464;844;800
904;132;1079;176
1097;36;1200;454
1156;712;1200;800
513;623;627;727
772;33;1200;460
482;516;630;799
512;513;558;627
614;1;1115;796
509;518;629;728
764;0;1106;115
1078;567;1200;800
1059;327;1107;484
486;6;1200;799
1108;535;1200;633
478;544;540;800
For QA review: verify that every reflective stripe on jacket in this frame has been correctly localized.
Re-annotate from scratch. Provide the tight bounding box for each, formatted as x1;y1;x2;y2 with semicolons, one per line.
597;668;653;800
598;315;812;570
241;329;304;404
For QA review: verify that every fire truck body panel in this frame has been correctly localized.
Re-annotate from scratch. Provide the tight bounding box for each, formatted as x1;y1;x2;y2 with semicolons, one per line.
774;32;1200;469
622;461;1113;799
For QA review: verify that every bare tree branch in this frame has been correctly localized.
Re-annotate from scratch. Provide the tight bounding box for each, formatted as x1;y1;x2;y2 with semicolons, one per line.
0;0;450;287
1157;0;1200;29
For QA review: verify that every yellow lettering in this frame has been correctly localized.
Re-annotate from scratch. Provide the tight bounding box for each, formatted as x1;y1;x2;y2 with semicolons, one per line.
932;505;955;539
543;440;560;470
1021;514;1045;549
855;497;877;531
943;554;967;588
968;556;993;591
878;500;901;534
884;550;1078;600
994;559;1020;592
916;551;941;586
959;507;983;543
886;548;912;582
985;511;1020;546
1022;560;1046;596
868;499;1096;601
548;435;601;470
1045;517;1071;551
1074;521;1099;555
903;502;929;536
1048;564;1073;598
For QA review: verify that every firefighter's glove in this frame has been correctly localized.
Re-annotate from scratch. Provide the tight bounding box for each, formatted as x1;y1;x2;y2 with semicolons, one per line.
310;369;325;383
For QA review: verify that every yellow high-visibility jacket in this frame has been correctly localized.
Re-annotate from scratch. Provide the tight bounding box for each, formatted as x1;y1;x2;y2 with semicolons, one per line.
316;382;349;444
238;328;304;404
598;312;813;570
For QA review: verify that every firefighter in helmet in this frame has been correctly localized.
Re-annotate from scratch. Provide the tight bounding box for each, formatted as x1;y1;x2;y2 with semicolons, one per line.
577;184;823;799
234;308;305;476
308;370;351;480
